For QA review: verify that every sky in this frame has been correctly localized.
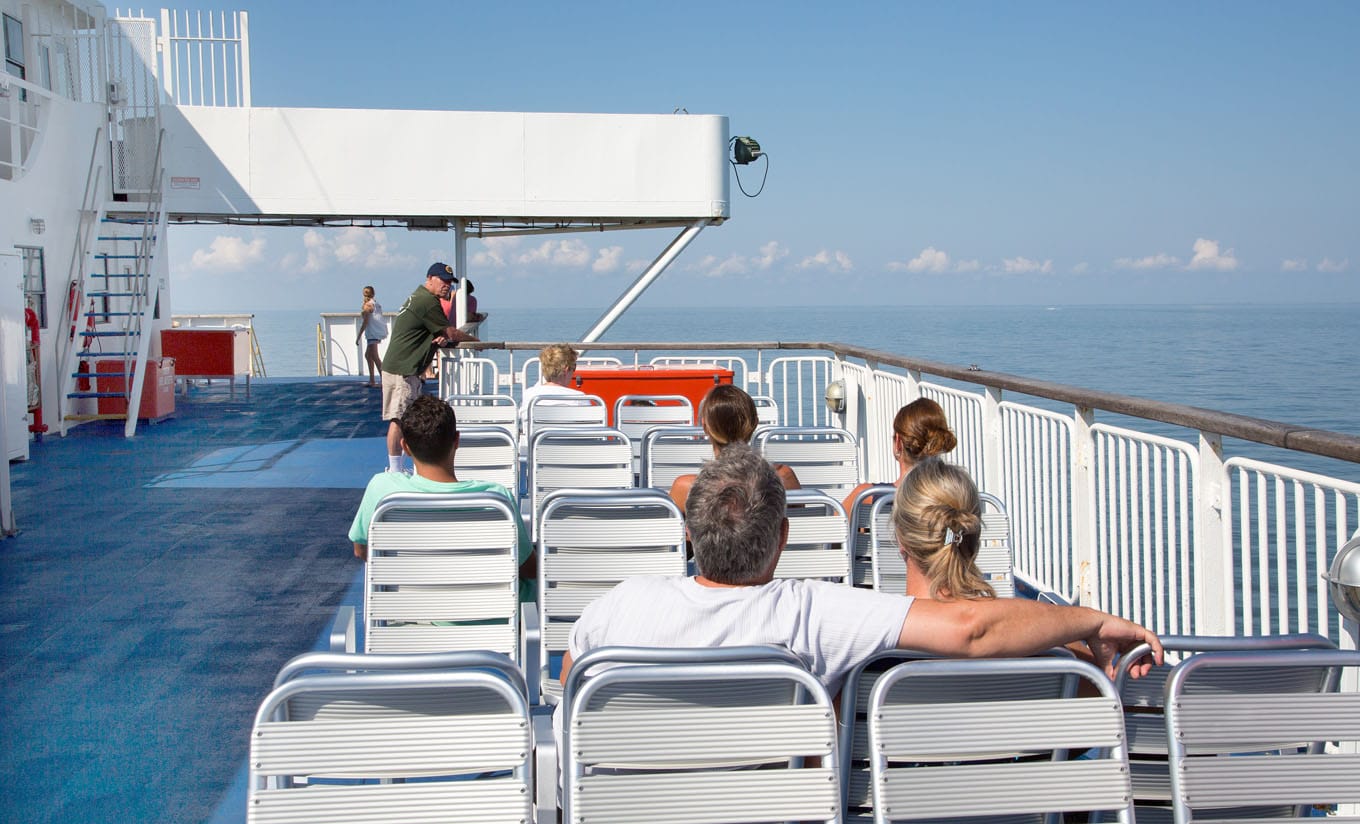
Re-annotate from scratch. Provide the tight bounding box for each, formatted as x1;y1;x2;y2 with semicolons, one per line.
160;1;1360;311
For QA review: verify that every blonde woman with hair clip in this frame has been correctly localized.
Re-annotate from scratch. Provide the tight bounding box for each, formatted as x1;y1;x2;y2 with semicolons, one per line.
892;456;994;600
668;384;800;514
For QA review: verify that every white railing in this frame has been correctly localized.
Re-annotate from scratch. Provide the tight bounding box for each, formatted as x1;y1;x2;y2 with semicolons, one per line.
0;75;53;181
1000;403;1075;599
1090;424;1198;635
1228;458;1360;641
158;9;250;107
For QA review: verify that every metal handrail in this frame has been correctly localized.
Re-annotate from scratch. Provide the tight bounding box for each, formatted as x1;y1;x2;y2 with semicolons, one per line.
448;340;1360;465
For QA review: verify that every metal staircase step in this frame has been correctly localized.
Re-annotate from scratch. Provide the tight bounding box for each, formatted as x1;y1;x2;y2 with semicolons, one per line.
63;413;130;422
89;273;150;278
96;235;156;241
76;351;137;358
80;331;141;338
72;371;130;378
93;254;150;260
88;292;142;298
86;312;137;317
66;391;128;399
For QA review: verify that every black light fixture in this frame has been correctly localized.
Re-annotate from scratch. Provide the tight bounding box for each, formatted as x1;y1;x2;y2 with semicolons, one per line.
732;136;762;165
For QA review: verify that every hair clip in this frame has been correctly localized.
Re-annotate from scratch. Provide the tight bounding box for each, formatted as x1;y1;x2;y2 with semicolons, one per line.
944;527;962;546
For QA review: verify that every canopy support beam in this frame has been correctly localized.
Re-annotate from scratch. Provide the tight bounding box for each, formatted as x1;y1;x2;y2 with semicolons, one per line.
579;218;709;344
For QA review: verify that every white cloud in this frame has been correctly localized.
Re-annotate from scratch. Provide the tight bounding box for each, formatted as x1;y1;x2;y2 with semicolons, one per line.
1114;252;1180;270
954;259;982;273
592;245;624;274
689;241;789;278
1071;261;1090;274
1281;258;1308;272
515;239;591;268
796;249;854;273
888;246;951;274
471;236;519;268
1186;237;1238;271
1317;257;1350;273
1002;256;1054;274
189;234;266;271
299;227;413;273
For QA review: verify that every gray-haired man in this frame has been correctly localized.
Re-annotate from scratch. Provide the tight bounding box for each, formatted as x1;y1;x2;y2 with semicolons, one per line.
561;443;1162;693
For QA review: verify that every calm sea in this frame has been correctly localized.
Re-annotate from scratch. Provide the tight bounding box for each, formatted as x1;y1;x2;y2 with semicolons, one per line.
234;303;1359;482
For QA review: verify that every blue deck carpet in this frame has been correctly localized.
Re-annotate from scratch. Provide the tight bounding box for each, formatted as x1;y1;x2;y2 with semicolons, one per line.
0;379;386;823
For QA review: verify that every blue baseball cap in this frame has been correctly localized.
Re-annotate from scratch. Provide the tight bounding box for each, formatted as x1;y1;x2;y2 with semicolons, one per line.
426;262;457;282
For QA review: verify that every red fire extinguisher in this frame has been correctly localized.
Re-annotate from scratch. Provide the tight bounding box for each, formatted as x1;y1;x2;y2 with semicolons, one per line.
25;307;48;435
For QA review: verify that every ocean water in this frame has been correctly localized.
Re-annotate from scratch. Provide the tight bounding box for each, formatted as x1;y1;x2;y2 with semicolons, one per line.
238;303;1359;481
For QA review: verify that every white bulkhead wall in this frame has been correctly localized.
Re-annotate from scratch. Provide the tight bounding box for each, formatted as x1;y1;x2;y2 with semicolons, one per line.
159;107;731;221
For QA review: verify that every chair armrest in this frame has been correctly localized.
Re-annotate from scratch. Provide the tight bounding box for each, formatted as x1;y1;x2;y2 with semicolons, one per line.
328;605;355;653
532;709;558;824
521;601;541;705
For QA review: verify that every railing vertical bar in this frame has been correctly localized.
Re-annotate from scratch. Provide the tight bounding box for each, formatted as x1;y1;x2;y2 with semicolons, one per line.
1154;445;1168;630
1272;477;1286;633
1236;467;1251;634
1292;479;1306;634
1313;485;1328;639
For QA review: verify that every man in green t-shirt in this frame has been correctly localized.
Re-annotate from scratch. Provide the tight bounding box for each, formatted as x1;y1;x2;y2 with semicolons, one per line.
380;262;478;473
350;395;535;601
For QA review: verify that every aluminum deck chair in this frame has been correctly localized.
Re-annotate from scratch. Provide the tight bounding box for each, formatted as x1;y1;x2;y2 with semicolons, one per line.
846;484;894;589
613;394;694;477
532;489;686;706
639;425;711;489
1111;633;1337;824
363;492;521;659
248;657;532;824
452;425;518;491
867;656;1133;824
561;645;842;824
776;489;852;583
524;393;608;448
865;490;1016;597
752;394;781;427
446;393;519;441
527;427;633;534
439;355;502;399
839;648;1077;821
1165;648;1358;824
756;426;860;499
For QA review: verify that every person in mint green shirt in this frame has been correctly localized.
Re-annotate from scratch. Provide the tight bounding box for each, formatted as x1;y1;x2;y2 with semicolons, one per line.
350;395;535;602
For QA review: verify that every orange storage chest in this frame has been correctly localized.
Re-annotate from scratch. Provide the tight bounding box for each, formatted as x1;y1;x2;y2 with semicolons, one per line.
96;357;176;420
572;365;733;425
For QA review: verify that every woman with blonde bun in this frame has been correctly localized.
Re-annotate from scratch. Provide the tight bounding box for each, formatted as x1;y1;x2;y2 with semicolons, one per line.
843;397;957;511
668;384;800;513
356;286;387;387
892;456;994;600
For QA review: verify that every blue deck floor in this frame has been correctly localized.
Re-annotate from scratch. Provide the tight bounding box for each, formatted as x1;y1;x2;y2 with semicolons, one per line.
0;379;384;823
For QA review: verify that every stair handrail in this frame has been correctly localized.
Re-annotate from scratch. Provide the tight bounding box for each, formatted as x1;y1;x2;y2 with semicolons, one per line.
123;127;168;438
55;124;109;435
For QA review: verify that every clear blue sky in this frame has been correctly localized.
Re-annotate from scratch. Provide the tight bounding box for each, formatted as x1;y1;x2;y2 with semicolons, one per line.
164;1;1360;311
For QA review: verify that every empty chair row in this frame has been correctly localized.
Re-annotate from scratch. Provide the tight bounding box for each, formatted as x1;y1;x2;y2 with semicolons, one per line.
250;645;1360;824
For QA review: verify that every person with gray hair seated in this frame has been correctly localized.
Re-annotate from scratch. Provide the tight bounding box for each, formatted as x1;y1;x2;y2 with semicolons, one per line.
561;443;1163;695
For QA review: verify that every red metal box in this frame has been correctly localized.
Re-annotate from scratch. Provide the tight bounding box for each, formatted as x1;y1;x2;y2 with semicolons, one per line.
160;329;241;377
96;358;176;420
572;365;733;425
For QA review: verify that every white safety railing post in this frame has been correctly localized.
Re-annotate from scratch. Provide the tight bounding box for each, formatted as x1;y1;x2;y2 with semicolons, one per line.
981;386;1004;498
1196;431;1232;635
1071;406;1098;608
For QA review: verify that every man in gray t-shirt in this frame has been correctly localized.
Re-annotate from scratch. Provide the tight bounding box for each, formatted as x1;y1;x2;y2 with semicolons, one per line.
564;444;1163;692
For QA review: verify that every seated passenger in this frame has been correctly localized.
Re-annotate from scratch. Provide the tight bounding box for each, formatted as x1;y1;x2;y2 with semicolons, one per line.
348;395;535;600
843;397;956;512
668;384;800;514
519;343;586;445
893;456;993;601
564;444;1162;696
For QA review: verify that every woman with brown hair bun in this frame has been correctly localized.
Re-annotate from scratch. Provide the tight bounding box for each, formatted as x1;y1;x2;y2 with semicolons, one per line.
668;384;800;513
842;397;956;511
892;456;993;600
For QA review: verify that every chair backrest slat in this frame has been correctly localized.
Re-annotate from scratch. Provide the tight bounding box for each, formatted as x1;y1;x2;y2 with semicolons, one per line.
756;426;860;498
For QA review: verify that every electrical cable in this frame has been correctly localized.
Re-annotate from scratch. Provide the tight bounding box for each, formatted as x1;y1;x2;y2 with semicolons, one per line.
729;136;770;197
